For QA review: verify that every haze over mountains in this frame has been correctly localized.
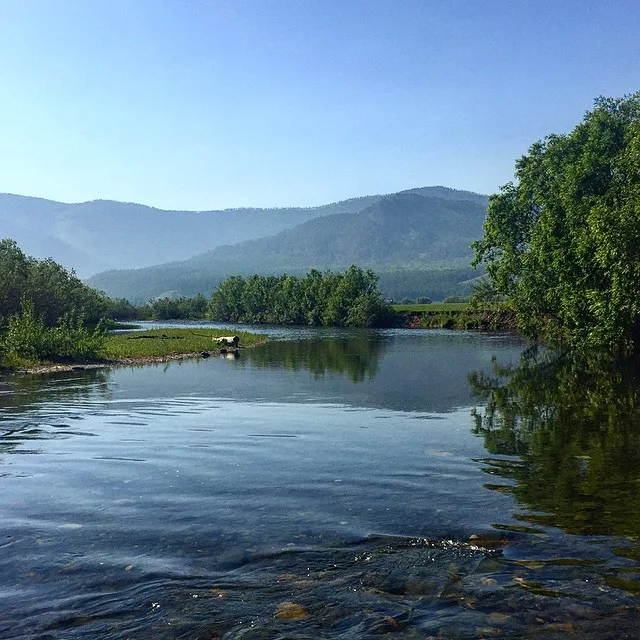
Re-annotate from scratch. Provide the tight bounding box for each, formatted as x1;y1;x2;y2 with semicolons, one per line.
0;192;383;277
0;186;488;302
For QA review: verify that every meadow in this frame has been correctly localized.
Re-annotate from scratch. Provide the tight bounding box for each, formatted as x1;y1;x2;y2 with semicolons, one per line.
104;328;267;360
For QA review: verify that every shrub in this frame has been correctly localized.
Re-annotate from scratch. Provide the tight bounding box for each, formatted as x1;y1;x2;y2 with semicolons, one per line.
49;311;107;360
2;302;51;361
1;302;106;363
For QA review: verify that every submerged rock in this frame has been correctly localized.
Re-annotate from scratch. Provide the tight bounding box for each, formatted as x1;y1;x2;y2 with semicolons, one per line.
274;601;308;620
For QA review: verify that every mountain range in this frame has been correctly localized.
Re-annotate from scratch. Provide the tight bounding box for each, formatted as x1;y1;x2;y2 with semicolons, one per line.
0;186;488;302
0;192;386;277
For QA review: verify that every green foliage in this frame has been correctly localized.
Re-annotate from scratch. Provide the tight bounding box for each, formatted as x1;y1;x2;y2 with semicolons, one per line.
442;295;470;303
49;312;107;360
392;302;469;312
469;277;504;307
209;266;396;327
103;328;266;359
0;239;30;321
415;296;432;304
149;294;208;320
392;302;515;330
2;301;50;362
103;297;151;321
0;238;109;329
2;301;106;364
0;239;116;365
27;257;107;326
473;93;640;353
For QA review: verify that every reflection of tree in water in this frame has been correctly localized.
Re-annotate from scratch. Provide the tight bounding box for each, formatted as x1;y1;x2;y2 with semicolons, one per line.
244;335;387;383
469;349;640;541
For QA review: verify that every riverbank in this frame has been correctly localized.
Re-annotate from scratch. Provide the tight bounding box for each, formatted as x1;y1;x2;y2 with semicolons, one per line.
14;353;218;375
393;303;517;331
4;328;268;375
2;314;519;377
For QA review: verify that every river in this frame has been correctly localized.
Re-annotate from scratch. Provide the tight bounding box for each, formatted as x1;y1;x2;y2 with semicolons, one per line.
0;326;638;638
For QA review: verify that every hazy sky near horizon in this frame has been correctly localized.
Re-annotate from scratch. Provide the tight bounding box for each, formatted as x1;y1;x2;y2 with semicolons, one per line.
1;0;638;210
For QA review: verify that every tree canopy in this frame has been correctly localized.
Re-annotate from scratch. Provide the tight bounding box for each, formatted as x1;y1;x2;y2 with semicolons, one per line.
209;266;394;327
0;238;107;327
472;93;640;353
0;239;111;364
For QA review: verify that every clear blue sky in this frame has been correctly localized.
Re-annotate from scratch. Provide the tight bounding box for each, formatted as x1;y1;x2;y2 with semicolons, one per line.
1;0;638;210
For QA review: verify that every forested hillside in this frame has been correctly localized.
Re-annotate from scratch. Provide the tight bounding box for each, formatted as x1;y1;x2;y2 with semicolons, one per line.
88;190;487;302
0;193;375;277
194;193;486;270
0;186;483;278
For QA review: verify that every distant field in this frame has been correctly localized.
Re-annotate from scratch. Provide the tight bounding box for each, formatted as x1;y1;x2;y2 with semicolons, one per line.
104;328;267;359
391;302;515;331
392;303;470;313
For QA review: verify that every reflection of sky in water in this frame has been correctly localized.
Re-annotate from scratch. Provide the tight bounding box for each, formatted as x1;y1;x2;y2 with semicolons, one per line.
0;329;639;639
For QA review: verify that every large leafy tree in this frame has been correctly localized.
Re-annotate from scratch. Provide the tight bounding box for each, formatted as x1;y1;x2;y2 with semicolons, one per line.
0;239;30;320
0;238;108;327
473;93;640;353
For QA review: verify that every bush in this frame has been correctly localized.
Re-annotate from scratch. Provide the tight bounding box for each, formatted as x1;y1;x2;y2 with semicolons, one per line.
49;311;107;360
2;302;51;361
1;302;106;363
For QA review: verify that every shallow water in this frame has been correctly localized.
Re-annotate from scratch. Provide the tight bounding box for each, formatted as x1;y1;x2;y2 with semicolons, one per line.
0;328;638;638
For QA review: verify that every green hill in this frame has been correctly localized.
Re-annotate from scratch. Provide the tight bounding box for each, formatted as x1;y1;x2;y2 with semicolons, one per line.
0;192;385;277
88;189;487;302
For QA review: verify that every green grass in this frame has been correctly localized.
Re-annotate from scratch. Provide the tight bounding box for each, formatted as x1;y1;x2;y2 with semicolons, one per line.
104;328;267;360
392;302;471;312
391;302;516;331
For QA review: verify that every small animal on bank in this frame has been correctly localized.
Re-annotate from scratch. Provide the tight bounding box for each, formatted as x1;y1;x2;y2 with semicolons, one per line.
215;335;240;348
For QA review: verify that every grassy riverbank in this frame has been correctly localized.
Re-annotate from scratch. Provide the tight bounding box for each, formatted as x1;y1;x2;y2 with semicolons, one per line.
4;328;268;374
392;303;517;331
103;328;266;359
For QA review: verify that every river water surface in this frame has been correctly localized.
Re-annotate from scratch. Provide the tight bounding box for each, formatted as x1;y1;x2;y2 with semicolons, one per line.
0;327;639;638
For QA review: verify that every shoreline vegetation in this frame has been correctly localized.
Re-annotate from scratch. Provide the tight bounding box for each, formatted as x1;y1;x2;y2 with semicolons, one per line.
8;328;268;375
392;303;517;331
2;305;518;376
1;240;519;376
472;93;640;355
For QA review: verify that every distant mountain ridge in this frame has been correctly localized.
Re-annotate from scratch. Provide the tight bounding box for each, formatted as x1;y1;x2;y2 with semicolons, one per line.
86;188;488;302
0;186;484;278
192;193;486;270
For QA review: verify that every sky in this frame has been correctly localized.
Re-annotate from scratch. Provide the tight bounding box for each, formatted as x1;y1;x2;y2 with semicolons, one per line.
0;0;639;211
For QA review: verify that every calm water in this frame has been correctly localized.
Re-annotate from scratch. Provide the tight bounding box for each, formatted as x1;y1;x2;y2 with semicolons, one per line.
0;327;639;638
